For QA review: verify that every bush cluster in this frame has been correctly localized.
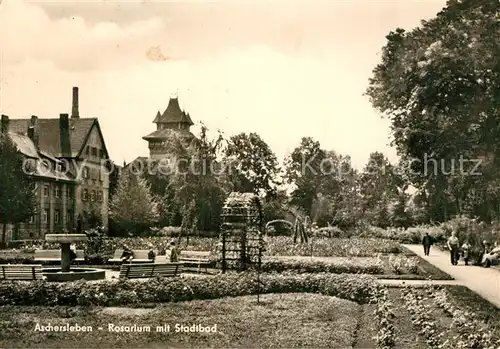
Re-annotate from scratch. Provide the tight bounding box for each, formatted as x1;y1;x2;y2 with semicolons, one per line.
359;225;446;244
265;237;402;257
0;272;382;307
260;258;385;274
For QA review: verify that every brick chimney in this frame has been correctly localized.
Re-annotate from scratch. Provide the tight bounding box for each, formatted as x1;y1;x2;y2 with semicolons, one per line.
71;87;79;118
1;115;9;134
59;113;71;156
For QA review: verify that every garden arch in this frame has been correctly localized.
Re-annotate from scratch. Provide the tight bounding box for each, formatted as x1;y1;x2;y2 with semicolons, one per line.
220;192;264;272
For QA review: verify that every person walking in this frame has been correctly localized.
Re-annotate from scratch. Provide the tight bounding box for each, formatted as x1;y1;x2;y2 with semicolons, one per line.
422;232;433;256
447;231;460;265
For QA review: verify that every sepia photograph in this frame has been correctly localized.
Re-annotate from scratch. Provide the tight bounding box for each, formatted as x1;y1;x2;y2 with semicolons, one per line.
1;0;500;347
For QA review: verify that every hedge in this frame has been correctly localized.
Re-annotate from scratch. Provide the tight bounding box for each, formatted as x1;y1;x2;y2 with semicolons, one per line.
0;272;382;306
259;259;384;274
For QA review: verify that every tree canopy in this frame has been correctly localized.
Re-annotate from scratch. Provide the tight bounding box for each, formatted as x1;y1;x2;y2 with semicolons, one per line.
0;133;37;246
366;0;500;222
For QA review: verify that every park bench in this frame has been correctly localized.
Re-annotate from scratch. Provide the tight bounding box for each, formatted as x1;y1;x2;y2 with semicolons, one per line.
118;262;183;279
0;264;44;280
180;251;212;273
108;249;155;264
108;249;124;264
34;249;85;263
131;250;155;263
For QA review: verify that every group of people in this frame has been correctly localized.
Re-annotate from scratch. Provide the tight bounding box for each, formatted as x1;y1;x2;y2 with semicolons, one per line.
120;241;181;263
422;230;498;266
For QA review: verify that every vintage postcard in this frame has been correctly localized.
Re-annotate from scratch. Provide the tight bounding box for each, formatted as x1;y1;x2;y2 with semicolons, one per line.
1;0;500;348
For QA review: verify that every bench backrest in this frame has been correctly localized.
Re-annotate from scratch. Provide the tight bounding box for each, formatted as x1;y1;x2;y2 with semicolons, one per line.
0;264;44;280
119;262;183;279
180;250;211;260
132;250;153;260
112;249;124;259
34;250;61;259
155;255;169;264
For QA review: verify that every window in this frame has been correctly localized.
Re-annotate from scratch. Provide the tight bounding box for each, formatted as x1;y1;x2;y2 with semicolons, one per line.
97;191;103;202
66;187;72;199
91;147;97;156
82;189;88;201
43;184;49;197
83;167;89;179
42;209;48;223
99;149;104;158
85;146;90;155
91;190;96;201
55;185;61;198
67;210;73;224
54;210;60;224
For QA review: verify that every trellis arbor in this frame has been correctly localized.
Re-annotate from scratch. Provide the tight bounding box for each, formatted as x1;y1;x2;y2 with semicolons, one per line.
220;192;265;272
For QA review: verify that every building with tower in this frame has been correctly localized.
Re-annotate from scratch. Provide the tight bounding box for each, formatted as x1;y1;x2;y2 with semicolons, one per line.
127;96;197;172
143;97;196;159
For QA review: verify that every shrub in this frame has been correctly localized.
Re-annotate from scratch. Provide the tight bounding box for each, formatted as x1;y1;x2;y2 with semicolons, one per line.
265;237;402;257
260;258;384;274
0;272;380;306
314;226;350;238
0;272;382;306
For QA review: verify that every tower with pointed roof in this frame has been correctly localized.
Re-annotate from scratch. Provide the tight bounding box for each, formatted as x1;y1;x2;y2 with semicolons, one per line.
143;97;196;159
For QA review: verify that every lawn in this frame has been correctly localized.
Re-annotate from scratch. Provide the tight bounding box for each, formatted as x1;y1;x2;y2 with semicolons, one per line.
0;293;360;348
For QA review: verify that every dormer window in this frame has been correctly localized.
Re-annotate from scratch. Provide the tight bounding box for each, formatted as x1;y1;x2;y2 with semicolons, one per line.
91;147;97;156
85;146;90;155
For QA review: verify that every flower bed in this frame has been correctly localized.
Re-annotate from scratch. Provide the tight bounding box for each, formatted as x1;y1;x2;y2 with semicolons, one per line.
260;258;385;274
0;272;382;307
400;285;500;349
373;287;395;348
265;237;402;257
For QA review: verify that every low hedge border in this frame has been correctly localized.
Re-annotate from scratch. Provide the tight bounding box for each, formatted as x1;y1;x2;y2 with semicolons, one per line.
259;259;385;274
0;272;383;307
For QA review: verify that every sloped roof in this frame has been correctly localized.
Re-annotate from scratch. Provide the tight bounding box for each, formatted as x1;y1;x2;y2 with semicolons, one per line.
8;132;76;182
142;128;195;141
9;118;97;158
153;98;194;125
8;132;38;158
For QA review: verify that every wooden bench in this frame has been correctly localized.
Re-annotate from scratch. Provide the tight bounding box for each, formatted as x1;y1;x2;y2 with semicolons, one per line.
34;249;85;263
131;250;155;264
180;251;212;273
0;264;44;280
108;249;124;264
119;263;183;279
108;249;155;264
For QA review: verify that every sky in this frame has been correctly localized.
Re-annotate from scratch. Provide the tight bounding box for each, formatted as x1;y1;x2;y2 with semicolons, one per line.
0;0;447;169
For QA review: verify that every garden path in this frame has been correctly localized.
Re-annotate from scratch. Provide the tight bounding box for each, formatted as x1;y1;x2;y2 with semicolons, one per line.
403;244;500;308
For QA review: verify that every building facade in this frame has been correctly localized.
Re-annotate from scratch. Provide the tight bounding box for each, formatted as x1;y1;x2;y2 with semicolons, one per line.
0;87;110;242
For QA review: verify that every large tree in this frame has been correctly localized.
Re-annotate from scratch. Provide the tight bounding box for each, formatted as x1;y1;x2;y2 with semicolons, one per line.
366;0;500;222
359;152;401;227
171;125;232;233
225;132;280;197
284;137;327;215
0;133;37;247
109;169;159;234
